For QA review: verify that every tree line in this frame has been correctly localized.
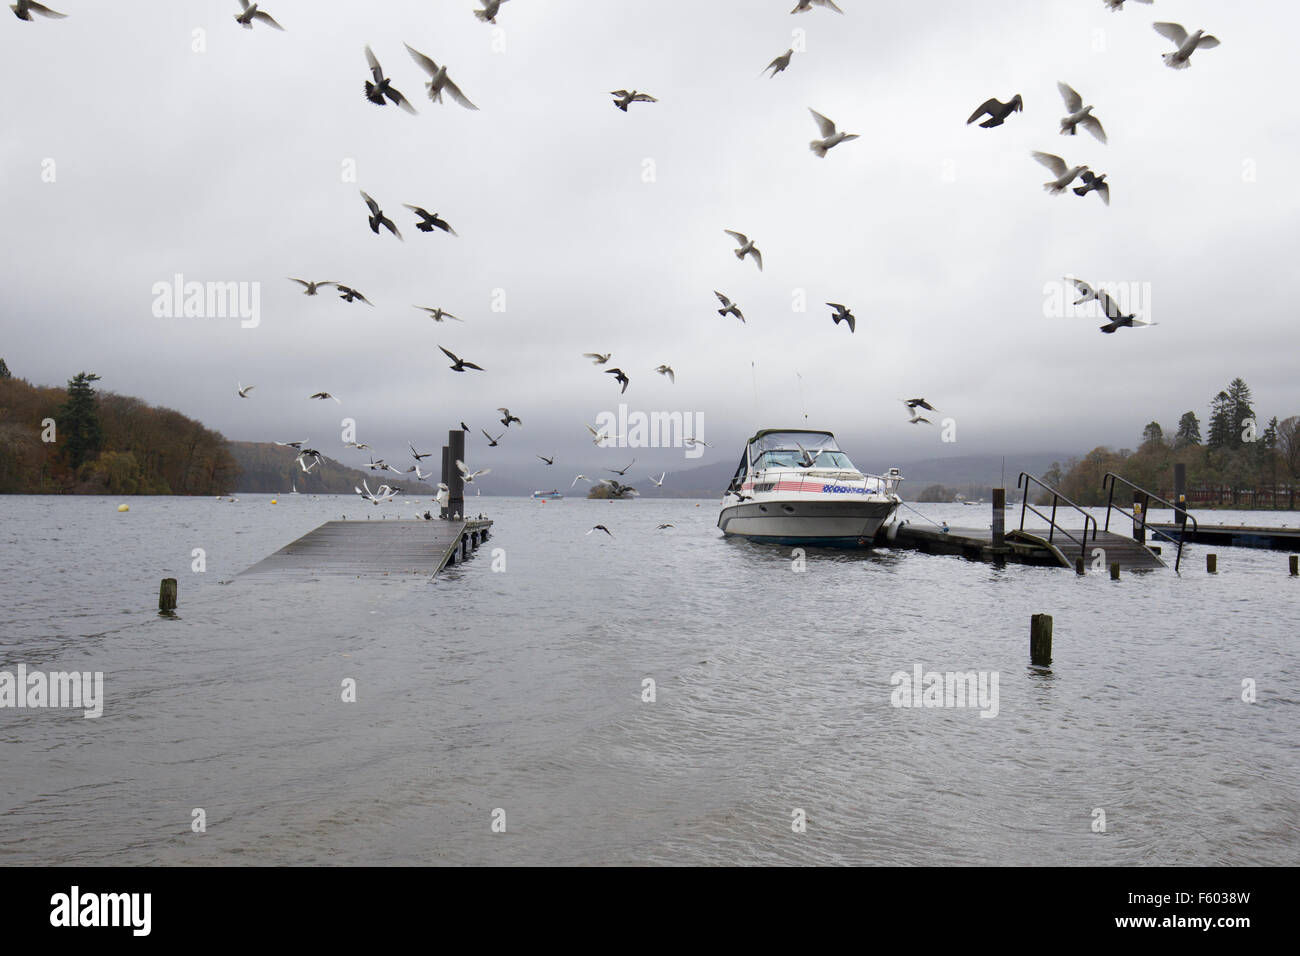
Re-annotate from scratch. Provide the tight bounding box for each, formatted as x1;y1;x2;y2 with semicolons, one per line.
0;361;239;495
1042;377;1299;508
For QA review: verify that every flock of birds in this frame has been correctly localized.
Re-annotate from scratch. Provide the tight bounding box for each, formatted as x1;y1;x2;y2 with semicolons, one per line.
14;0;1221;527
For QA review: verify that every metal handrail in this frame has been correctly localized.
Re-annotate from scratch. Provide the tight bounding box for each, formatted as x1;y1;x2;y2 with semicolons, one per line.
1102;472;1199;573
1017;472;1098;558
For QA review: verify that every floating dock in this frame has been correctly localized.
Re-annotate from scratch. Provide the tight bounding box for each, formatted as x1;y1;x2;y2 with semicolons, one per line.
1147;523;1300;551
238;517;493;580
883;524;1165;570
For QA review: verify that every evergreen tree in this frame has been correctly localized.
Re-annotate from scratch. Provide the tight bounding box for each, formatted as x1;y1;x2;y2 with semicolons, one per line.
1141;421;1164;448
0;357;10;379
1226;377;1256;442
1174;411;1201;448
57;372;103;472
1207;391;1233;448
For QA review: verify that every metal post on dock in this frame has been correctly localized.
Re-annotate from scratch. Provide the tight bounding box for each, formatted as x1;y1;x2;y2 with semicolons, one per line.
447;429;465;520
1030;614;1053;666
1173;463;1187;528
1290;555;1298;576
1207;553;1217;574
1132;492;1146;545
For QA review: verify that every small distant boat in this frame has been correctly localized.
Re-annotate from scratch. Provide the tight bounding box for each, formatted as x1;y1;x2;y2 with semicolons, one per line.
532;489;564;500
718;427;903;546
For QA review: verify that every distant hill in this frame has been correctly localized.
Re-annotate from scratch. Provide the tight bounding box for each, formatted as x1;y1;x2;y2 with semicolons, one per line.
228;442;431;496
626;453;1071;500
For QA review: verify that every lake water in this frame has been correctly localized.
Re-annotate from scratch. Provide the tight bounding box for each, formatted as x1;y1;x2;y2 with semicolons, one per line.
1;494;1296;865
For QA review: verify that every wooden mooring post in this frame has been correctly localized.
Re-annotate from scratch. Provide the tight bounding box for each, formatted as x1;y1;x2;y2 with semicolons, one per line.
1290;555;1297;576
1207;553;1217;574
159;577;178;611
439;446;450;518
1030;614;1053;666
1110;562;1120;581
990;488;1006;563
447;429;465;519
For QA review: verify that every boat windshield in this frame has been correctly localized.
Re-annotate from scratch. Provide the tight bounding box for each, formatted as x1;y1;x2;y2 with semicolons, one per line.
748;431;855;470
752;449;856;470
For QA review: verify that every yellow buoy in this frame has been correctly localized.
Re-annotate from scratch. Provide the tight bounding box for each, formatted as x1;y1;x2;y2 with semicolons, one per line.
117;503;130;512
271;499;277;504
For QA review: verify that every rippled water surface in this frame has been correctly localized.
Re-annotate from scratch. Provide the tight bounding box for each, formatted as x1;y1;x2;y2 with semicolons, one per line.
1;494;1296;865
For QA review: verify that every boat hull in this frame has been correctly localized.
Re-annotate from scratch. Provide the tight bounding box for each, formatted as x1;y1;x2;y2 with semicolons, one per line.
718;499;898;546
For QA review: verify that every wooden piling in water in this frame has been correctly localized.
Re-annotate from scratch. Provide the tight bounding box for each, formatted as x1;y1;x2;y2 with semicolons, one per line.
1030;614;1053;666
1290;555;1297;576
1110;562;1120;581
439;446;450;519
159;577;177;611
1207;553;1217;574
447;429;466;520
991;488;1005;548
1075;557;1085;575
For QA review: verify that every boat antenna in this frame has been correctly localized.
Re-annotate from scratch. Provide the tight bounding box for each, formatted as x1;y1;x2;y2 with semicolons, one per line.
751;360;759;412
796;371;807;421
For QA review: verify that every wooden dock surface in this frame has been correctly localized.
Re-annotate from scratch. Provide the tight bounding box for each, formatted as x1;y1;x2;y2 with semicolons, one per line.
238;518;492;580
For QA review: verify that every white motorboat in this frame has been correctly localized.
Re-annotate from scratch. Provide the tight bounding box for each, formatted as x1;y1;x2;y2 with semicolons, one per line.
717;428;903;546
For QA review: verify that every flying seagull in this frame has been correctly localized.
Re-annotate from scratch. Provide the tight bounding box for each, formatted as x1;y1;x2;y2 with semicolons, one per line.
439;345;484;372
537;455;554;465
363;46;418;113
11;0;65;19
308;392;341;403
1104;0;1152;9
335;285;373;305
410;443;432;461
656;523;674;530
1057;83;1107;144
966;94;1023;128
274;439;308;449
587;525;613;536
235;1;283;30
1153;22;1220;70
763;49;795;78
456;459;491;483
415;305;461;322
570;474;590;487
606;459;636;476
474;0;509;24
715;291;744;322
289;278;335;295
405;205;458;235
724;230;762;270
1068;278;1156;333
237;382;255;398
405;44;478;109
655;365;675;383
827;302;855;333
906;410;933;425
360;190;402;240
610;89;657;111
498;408;522;427
1032;152;1089;194
902;398;939;412
481;429;503;447
682;437;710;448
584;352;611;365
344;441;371;449
586;423;621;445
606;368;630;394
795;443;825;468
809;109;859;157
649;473;666;487
791;0;843;13
1073;170;1110;205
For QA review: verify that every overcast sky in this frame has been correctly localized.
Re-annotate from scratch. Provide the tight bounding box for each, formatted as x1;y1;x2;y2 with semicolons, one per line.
4;0;1297;487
